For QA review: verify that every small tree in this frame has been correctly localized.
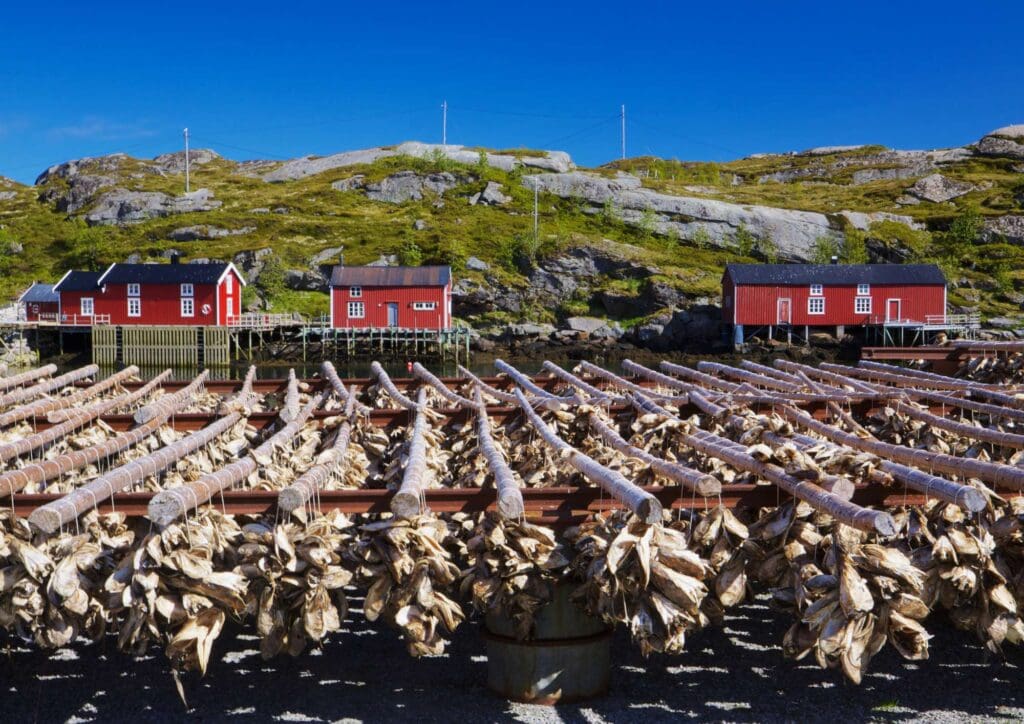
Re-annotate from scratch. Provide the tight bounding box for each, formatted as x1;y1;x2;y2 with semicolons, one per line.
398;240;423;266
944;208;983;262
690;225;712;250
841;229;869;263
757;236;779;262
734;224;755;256
810;235;840;264
638;208;658;242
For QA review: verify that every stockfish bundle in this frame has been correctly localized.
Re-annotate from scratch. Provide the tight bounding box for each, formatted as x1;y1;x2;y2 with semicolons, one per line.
566;510;713;656
237;510;354;658
347;516;464;656
459;512;568;639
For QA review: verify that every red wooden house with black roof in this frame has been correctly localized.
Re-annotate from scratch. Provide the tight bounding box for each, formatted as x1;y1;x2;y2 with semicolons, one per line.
330;266;452;330
722;263;947;342
54;260;245;326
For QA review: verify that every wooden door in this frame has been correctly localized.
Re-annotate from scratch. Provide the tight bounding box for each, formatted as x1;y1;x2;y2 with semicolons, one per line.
777;298;792;324
387;303;399;327
886;298;901;322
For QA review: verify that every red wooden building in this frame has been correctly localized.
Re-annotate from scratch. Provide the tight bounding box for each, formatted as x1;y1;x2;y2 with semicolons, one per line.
54;261;245;326
330;266;452;330
722;263;947;341
17;282;59;322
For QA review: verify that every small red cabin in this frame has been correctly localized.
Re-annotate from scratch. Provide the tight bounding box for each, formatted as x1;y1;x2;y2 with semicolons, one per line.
17;282;59;322
54;261;245;326
330;266;452;330
723;263;947;340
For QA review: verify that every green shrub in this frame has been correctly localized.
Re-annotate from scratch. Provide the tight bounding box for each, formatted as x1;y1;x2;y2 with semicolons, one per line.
690;226;712;250
734;224;755;256
841;229;869;263
398;240;423;266
811;235;840;263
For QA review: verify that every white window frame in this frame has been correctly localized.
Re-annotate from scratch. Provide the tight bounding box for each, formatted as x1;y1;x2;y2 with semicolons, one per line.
350;286;362;298
127;298;141;318
808;297;825;315
180;283;194;297
412;302;437;311
80;297;94;316
226;297;234;320
856;283;870;296
181;297;195;318
127;283;140;297
854;297;872;314
348;301;365;318
809;284;823;296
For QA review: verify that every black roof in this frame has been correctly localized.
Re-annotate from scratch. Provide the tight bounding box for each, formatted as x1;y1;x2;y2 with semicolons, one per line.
724;263;946;286
18;283;58;304
53;270;103;293
330;265;451;287
98;262;238;286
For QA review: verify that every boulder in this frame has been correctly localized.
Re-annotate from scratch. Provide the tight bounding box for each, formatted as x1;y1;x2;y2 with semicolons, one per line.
39;174;116;213
251;207;270;214
84;188;221;226
976;125;1024;160
125;253;142;263
0;191;16;202
35;153;133;186
839;210;922;231
413;219;428;231
365;171;464;204
451;277;522;316
161;249;183;260
233;248;274;283
264;149;396;182
565;316;607;334
471;181;511;206
465;256;489;272
905;173;974;203
167;225;255;241
503;323;556;339
367;254;398;267
331;175;365;192
526;171;843;261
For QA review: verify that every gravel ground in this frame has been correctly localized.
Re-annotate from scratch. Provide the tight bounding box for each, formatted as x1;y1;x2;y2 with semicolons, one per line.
2;597;1023;723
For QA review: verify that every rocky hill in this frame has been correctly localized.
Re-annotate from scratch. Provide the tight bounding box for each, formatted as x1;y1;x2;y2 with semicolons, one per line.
0;127;1022;346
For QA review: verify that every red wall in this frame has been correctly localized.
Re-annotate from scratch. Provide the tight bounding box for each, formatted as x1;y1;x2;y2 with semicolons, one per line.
24;301;59;322
96;283;218;325
218;273;241;324
732;283;945;326
59;291;99;324
331;283;451;329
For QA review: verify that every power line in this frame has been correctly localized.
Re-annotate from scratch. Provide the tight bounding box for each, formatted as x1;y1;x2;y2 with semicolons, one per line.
539;114;620;149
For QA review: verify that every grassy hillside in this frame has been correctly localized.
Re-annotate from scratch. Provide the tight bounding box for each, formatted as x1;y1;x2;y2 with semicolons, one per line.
1;138;1022;326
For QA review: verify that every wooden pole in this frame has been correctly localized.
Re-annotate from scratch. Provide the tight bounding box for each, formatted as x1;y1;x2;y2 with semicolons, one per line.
278;387;357;513
0;364;57;393
514;387;663;524
391;388;432;519
321;361;372;413
148;393;323;526
371;361;419;410
0;364;99;411
472;387;525;520
46;368;168;423
132;370;207;424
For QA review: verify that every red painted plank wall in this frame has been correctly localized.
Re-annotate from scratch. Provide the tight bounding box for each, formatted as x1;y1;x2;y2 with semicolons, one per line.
733;284;945;326
331;284;451;329
96;283;219;326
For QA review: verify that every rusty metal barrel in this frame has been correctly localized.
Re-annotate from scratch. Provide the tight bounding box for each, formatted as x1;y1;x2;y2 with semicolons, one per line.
483;582;612;704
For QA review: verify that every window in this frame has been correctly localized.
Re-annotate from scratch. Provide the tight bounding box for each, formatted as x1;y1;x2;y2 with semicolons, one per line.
225;275;233;293
127;283;140;297
180;283;194;297
412;302;437;311
181;298;195;317
350;286;362;298
809;284;823;296
857;283;870;296
226;297;234;320
808;297;825;315
81;298;94;316
855;297;872;314
348;301;365;318
128;298;141;317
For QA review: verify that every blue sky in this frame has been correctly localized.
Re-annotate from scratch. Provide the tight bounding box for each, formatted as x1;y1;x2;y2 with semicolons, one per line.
1;1;1022;183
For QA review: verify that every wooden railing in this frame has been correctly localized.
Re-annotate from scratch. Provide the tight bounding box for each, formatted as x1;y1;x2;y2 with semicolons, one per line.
226;313;305;330
59;313;111;326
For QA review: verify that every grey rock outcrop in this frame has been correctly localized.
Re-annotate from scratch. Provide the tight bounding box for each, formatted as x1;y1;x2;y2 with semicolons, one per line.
284;268;328;292
465;256;489;271
905;173;974;203
152;149;220;175
527;171;842;260
35;153;134;186
365;171;463;203
168;225;254;241
367;254;398;267
839;210;923;231
84;188;222;226
0;191;16;202
309;246;344;266
331;175;366;192
983;215;1024;245
39;174;117;213
976;125;1024;160
261;141;574;182
232;248;274;283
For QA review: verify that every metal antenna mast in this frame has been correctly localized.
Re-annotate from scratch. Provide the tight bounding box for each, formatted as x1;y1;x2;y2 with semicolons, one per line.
533;180;539;240
442;101;447;146
620;105;626;160
183;127;191;193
